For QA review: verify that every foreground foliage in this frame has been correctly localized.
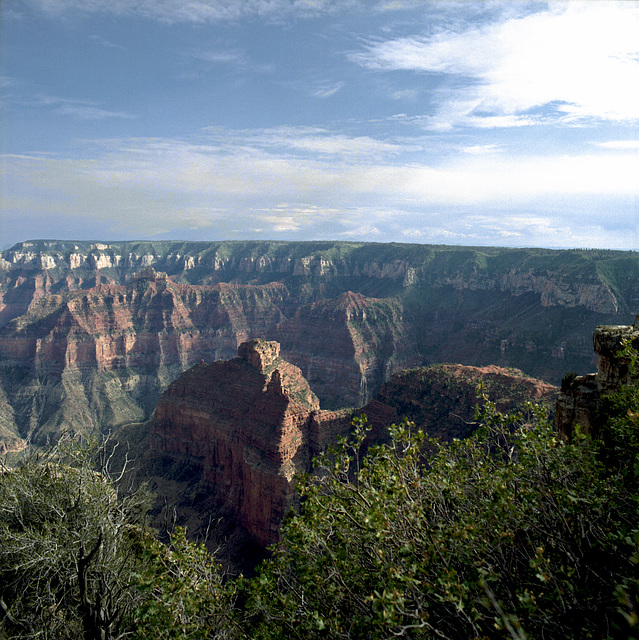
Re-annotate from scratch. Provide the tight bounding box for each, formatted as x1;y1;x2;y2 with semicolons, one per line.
2;383;639;639
245;398;639;639
0;438;234;640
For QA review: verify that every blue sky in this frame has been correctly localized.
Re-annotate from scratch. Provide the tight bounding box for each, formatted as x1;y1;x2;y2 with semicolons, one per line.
1;0;638;249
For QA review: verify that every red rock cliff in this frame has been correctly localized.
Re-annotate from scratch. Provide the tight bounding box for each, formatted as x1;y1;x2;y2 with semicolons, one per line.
149;339;335;546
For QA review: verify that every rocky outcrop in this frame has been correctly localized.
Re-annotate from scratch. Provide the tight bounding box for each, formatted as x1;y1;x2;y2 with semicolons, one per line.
1;240;637;449
555;318;639;438
146;349;558;548
148;339;347;546
361;363;558;441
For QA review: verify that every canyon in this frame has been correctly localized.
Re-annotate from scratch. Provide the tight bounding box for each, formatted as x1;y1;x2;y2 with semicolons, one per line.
0;240;637;452
138;338;557;553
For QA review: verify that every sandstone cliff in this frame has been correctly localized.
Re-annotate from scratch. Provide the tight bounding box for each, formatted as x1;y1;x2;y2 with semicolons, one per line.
148;339;345;546
144;343;557;550
1;240;637;449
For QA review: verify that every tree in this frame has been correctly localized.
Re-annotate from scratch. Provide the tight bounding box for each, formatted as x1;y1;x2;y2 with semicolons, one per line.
0;435;240;640
0;436;151;640
245;400;638;639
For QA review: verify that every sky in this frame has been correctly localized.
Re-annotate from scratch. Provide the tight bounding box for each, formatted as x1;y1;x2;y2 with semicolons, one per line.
1;0;638;250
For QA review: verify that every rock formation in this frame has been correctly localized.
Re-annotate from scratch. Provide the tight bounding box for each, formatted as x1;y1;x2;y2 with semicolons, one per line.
555;317;639;438
148;339;348;546
361;363;558;442
146;344;558;547
1;240;637;449
270;291;420;408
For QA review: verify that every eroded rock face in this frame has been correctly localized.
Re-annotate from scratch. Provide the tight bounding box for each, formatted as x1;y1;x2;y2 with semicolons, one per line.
555;318;639;438
270;291;420;408
361;363;558;441
143;348;557;553
149;339;331;546
1;240;637;449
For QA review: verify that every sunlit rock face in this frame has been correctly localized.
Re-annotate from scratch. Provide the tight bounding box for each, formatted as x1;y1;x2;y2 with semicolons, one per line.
146;346;559;547
1;240;637;450
149;339;331;546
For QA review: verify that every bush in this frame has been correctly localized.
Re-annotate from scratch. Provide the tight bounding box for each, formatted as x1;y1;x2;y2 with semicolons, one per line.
245;400;638;639
560;370;578;392
0;436;151;640
0;437;235;640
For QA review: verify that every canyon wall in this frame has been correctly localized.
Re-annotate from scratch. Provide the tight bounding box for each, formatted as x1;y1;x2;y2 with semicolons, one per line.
144;340;558;548
148;339;347;546
0;240;636;449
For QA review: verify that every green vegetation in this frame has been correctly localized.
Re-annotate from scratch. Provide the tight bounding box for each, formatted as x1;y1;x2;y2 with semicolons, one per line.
244;401;638;639
2;384;639;638
0;436;237;640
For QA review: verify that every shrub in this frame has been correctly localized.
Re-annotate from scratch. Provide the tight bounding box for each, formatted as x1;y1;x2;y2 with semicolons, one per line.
245;400;638;639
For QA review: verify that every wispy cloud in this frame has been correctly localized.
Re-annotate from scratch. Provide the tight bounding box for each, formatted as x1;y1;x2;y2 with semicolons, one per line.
203;125;408;159
461;144;502;155
57;104;135;120
189;48;248;66
311;81;345;98
20;94;135;120
22;0;361;23
2;126;637;247
88;34;126;50
594;140;639;150
352;2;639;128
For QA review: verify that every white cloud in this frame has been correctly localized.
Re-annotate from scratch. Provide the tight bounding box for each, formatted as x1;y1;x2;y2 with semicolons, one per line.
595;140;639;150
19;94;136;120
390;89;418;101
22;0;359;22
3;127;637;245
312;81;345;98
204;125;408;159
189;49;248;66
353;2;639;127
462;144;502;155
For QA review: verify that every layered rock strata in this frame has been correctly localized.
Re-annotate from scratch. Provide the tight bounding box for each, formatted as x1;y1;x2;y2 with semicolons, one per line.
149;339;348;546
555;318;639;438
2;240;637;449
270;291;420;408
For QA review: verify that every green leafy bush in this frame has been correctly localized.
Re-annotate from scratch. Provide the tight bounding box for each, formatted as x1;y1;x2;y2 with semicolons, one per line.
0;437;235;640
0;437;151;639
245;400;638;639
128;527;238;640
3;382;639;640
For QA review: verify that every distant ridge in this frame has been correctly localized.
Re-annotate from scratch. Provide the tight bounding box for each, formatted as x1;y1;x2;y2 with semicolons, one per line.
0;240;637;447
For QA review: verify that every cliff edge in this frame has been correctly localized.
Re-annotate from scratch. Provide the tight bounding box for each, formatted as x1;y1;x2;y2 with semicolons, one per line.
149;339;346;546
556;316;639;438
